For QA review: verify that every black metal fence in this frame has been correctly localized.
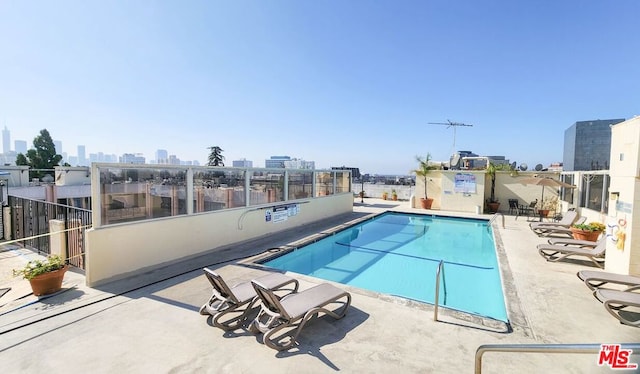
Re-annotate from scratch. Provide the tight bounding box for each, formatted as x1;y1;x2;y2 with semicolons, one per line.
9;196;92;270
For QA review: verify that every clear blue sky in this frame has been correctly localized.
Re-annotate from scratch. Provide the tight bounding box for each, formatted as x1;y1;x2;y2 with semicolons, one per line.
1;1;638;174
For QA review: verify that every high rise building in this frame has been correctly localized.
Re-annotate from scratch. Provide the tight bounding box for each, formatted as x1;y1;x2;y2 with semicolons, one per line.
54;140;62;155
155;149;168;164
563;119;625;171
15;140;27;155
232;158;253;168
78;145;86;166
120;153;146;164
2;126;10;154
265;155;291;168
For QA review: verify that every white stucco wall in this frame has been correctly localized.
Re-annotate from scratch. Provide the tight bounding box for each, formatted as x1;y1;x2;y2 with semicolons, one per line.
412;169;565;214
84;193;353;286
606;116;640;275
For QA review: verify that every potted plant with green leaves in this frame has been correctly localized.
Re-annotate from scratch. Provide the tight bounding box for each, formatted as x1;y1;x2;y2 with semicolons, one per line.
412;153;438;209
382;191;388;200
391;189;398;201
570;222;606;242
485;162;515;213
537;196;558;218
13;255;68;296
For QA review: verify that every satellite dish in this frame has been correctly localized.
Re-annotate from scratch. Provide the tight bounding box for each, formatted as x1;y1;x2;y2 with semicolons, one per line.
510;161;516;170
535;164;543;171
519;163;528;171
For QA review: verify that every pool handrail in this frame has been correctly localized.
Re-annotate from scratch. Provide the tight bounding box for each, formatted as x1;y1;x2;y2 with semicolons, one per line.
475;343;640;373
434;260;445;321
488;213;505;229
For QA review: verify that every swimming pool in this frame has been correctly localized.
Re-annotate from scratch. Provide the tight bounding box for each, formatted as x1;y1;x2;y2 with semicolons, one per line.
262;212;508;322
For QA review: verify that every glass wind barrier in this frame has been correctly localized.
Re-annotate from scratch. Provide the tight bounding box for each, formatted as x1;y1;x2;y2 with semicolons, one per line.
97;165;351;227
100;167;188;225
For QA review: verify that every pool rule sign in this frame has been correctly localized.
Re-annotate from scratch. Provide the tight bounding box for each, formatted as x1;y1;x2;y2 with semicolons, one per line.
265;204;300;223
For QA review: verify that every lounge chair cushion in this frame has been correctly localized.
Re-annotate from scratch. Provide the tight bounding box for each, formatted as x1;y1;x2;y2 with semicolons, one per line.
577;270;640;291
594;289;640;327
200;269;299;331
538;238;606;268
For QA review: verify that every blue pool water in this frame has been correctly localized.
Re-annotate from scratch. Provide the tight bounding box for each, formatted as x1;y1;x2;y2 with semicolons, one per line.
263;212;508;322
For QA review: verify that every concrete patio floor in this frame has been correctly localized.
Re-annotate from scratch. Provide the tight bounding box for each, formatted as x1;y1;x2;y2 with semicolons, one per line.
0;198;638;373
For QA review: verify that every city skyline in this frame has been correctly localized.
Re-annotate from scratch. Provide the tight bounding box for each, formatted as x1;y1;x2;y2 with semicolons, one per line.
1;2;639;174
2;126;326;168
1;125;200;166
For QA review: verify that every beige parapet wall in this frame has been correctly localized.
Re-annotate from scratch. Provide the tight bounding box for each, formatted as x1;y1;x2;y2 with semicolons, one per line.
607;117;640;276
84;193;353;286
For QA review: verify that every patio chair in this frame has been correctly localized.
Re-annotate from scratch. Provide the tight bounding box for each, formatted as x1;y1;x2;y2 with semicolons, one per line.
199;268;299;331
537;237;606;268
593;289;640;327
249;280;351;351
530;210;579;235
577;270;640;291
507;199;519;215
516;201;537;220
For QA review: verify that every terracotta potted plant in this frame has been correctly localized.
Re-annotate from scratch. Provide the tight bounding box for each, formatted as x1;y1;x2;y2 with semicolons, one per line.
412;153;438;209
391;189;398;201
537;197;558;218
382;191;388;200
570;222;606;242
13;255;68;296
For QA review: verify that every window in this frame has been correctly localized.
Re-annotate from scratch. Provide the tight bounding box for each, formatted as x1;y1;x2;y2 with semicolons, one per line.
560;174;574;204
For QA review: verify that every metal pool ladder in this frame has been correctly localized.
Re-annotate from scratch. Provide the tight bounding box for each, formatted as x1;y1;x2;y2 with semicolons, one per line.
433;260;445;321
488;213;505;230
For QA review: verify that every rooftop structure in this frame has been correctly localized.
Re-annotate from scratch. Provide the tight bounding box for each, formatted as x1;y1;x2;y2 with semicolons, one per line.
563;118;625;171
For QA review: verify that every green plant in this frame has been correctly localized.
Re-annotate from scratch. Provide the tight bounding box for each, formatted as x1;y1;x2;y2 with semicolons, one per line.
572;222;606;232
540;196;558;211
412;153;438;200
391;189;397;196
13;255;65;280
486;162;514;203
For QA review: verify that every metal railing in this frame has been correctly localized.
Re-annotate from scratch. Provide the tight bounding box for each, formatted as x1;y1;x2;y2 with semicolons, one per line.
488;213;504;230
9;196;92;270
475;343;640;373
434;260;445;321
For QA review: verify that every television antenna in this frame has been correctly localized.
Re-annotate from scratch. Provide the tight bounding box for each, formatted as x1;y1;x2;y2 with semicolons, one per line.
428;120;473;154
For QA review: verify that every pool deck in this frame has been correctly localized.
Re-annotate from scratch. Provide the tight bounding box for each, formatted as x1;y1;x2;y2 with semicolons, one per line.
1;199;638;373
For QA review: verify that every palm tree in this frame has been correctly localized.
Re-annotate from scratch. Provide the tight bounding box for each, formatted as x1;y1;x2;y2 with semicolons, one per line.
206;146;225;166
486;162;516;212
412;153;438;208
486;162;499;204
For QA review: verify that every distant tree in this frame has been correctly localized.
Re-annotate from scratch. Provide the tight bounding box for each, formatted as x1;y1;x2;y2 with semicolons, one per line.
16;153;28;166
207;146;225;166
22;129;63;179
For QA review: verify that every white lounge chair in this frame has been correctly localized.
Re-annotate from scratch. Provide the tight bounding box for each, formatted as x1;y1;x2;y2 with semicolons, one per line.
594;289;640;327
537;237;606;268
199;268;299;330
577;270;640;291
250;280;351;351
530;211;583;237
